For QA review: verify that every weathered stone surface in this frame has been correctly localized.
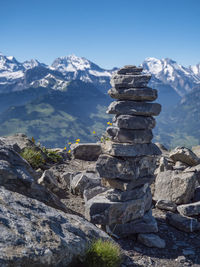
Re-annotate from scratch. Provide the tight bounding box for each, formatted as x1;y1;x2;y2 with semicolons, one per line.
96;154;157;180
154;170;197;204
113;115;156;130
0;144;67;212
193;186;200;202
0;187;110;266
106;127;153;144
156;200;177;212
166;213;200;232
108;87;157;101
138;233;166;248
85;189;152;225
173;161;189;171
169;147;199;166
101;176;154;191
38;169;59;193
107;101;161;116
70;171;100;196
177;201;200;216
102;141;161;157
107;210;158;237
83;186;108;202
184;164;200;184
117;65;143;75
154;156;174;175
110;74;151;89
192;145;200;157
104;184;150;202
71;143;102;161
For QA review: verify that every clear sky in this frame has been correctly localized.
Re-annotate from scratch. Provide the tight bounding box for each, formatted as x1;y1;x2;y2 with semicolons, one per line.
1;0;200;69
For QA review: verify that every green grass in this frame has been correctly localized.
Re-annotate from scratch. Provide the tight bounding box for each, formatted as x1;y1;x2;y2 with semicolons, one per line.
83;239;122;267
20;147;45;169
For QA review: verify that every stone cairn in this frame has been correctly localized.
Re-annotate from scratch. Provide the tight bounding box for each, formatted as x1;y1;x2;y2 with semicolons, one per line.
85;65;162;238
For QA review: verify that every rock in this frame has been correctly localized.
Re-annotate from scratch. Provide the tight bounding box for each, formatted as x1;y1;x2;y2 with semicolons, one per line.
154;170;197;204
96;154;157;181
166;213;200;232
138;233;166;248
102;176;154;191
192;145;200;158
0;186;110;266
70;172;100;196
169;147;199;166
156;200;177;212
38;169;59;193
101;141;161;157
71;143;102;161
83;186;108;202
110;74;151;89
107;210;158;237
107;101;161;116
173;161;189;171
177;201;200;216
0;144;67;212
193;186;200;202
113;114;156;130
184;164;200;184
155;143;168;153
85;189;152;225
104;184;150;202
108;87;157;101
154;156;174;174
106;127;153;144
117;65;143;75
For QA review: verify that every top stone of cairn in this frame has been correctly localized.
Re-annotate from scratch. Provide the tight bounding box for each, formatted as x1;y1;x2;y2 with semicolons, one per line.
117;65;143;75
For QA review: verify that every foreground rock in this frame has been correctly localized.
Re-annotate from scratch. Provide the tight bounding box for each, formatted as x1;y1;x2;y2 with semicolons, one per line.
156;200;177;212
138;233;166;248
154;170;197;204
177;201;200;216
71;143;102;161
169;147;199;166
0;187;110;266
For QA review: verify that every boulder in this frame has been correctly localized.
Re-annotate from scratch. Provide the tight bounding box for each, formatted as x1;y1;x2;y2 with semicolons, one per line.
107;101;161;116
85;189;152;225
106;127;153;144
108;87;157;101
70;172;100;196
83;186;108;202
0;187;110;266
166;213;200;233
154;156;174;175
169;147;199;166
154;170;197;204
155;200;177;212
173;161;189;171
177;201;200;216
71;143;102;161
193;186;200;202
110;74;151;89
184;164;200;184
101;141;161;157
0;144;67;212
38;169;59;193
101;176;154;191
138;233;166;248
117;65;143;75
113;115;156;130
96;154;157;181
107;210;158;238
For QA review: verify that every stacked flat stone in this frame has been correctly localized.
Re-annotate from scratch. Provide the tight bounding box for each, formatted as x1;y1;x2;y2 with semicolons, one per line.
85;65;162;238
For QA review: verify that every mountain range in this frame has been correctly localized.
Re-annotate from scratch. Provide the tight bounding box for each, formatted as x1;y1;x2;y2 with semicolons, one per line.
0;52;200;148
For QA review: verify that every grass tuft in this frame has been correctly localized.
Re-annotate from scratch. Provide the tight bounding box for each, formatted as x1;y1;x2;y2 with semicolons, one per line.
20;147;45;169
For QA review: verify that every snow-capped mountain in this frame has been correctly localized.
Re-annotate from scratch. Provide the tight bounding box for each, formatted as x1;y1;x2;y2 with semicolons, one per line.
142;57;200;97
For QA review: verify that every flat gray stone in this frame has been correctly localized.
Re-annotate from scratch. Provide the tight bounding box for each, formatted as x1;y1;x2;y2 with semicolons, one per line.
113;115;156;130
71;143;101;161
177;201;200;216
0;187;110;266
101;176;155;191
108;87;157;101
156;200;177;212
102;141;161;157
167;213;200;232
107;210;158;237
138;233;166;248
106;127;153;144
111;74;151;89
154;170;197;204
85;189;152;225
107;101;161;116
96;154;157;181
117;65;143;75
83;186;108;202
170;147;199;166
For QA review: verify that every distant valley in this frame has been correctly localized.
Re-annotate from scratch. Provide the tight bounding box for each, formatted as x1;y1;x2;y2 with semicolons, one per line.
0;52;200;148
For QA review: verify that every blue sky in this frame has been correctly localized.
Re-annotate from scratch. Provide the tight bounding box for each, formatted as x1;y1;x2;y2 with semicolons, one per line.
1;0;200;68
